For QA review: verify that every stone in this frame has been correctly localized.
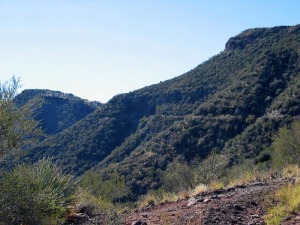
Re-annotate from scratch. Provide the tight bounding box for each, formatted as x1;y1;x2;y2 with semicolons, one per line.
234;205;243;211
131;220;148;225
187;197;203;206
203;198;211;203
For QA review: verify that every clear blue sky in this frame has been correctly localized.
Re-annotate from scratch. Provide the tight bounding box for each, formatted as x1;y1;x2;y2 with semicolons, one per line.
1;0;300;102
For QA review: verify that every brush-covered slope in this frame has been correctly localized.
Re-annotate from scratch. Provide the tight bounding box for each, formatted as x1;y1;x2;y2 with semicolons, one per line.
16;89;101;135
27;25;300;194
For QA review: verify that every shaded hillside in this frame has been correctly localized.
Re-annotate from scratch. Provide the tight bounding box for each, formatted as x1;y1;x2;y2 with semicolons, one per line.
15;89;101;135
27;25;300;194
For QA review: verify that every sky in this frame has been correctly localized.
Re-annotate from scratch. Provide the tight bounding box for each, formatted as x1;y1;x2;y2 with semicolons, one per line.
1;1;300;103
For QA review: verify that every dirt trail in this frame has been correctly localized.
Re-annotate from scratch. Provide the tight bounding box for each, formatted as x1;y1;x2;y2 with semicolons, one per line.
126;178;293;225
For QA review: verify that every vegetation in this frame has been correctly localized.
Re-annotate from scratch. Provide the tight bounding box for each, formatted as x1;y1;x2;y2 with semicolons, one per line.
162;160;196;193
15;89;101;135
0;77;128;225
262;120;300;224
264;184;300;225
80;170;130;203
271;120;300;168
0;159;76;225
0;77;43;159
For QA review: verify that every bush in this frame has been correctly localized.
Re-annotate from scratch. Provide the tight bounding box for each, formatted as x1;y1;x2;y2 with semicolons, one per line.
80;170;130;203
76;188;126;225
0;159;76;225
271;121;300;168
194;151;228;184
162;160;196;193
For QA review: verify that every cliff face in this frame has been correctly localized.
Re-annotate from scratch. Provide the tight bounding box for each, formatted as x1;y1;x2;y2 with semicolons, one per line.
24;25;300;195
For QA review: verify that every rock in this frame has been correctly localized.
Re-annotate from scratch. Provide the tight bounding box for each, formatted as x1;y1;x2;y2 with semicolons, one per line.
217;194;226;198
251;201;258;206
187;197;203;206
225;187;235;192
251;214;260;218
187;197;197;207
234;205;243;211
131;220;148;225
167;208;175;212
213;189;224;194
203;198;211;203
68;213;88;220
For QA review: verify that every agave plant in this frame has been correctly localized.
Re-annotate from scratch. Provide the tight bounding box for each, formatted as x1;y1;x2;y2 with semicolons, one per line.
0;159;77;225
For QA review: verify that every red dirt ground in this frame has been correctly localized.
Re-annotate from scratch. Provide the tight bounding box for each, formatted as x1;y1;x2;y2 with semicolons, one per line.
126;178;294;225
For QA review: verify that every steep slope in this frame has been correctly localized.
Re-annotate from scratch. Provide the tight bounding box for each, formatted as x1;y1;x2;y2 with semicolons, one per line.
15;89;101;135
27;25;300;194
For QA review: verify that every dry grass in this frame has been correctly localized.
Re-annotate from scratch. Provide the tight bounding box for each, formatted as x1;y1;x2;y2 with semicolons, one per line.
209;181;225;190
264;204;288;225
177;190;191;199
227;171;257;187
138;190;186;209
227;169;275;187
264;183;300;225
282;164;300;178
138;192;160;209
190;184;209;197
160;192;179;203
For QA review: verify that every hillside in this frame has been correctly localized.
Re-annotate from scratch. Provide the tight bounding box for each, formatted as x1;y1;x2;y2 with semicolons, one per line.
26;25;300;195
15;89;101;135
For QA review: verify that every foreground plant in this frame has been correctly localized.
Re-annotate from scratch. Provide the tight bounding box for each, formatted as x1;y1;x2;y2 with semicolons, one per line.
0;159;77;225
0;76;44;159
264;183;300;225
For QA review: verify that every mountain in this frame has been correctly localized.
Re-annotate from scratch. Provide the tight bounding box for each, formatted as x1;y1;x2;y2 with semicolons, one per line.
15;89;101;135
25;25;300;195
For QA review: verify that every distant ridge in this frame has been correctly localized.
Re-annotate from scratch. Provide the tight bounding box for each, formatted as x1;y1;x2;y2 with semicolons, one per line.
16;89;101;135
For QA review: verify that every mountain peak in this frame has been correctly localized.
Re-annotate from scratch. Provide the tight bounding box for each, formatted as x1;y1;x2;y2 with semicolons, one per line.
225;25;299;51
16;89;102;135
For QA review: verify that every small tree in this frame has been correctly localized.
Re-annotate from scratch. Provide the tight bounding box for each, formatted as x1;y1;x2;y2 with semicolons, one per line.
271;121;300;168
0;77;43;159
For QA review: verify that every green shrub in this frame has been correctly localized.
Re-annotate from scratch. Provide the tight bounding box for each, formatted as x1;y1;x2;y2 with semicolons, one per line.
76;188;126;225
194;151;228;184
162;160;196;193
271;121;300;168
81;170;130;203
0;159;76;225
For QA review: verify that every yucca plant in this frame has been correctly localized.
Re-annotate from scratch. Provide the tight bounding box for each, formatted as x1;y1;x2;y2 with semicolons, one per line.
0;159;77;225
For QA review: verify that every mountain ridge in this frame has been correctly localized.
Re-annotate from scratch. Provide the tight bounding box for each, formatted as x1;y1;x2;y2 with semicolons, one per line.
23;24;300;196
16;89;101;135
